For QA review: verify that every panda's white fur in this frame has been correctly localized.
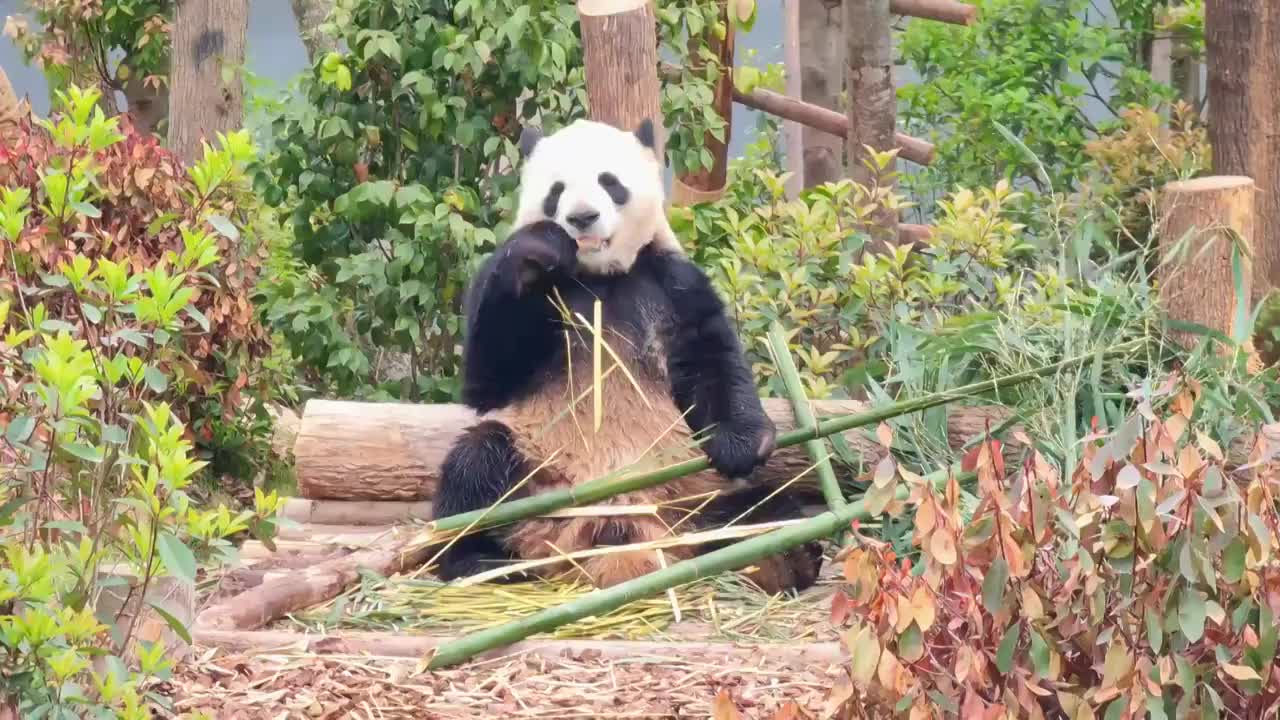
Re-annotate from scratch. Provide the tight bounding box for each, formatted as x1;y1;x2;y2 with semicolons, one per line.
513;119;682;275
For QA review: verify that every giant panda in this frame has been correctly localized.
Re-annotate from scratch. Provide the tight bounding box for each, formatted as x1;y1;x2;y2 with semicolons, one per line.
430;117;823;594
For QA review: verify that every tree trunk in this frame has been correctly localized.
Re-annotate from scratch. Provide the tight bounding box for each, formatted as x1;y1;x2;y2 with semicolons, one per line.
290;0;338;63
782;0;805;197
1205;0;1279;306
799;0;845;188
1158;176;1256;357
167;0;249;164
845;0;898;243
577;0;666;159
122;74;169;138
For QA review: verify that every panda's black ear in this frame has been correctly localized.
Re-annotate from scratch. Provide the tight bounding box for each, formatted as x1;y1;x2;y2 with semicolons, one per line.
634;119;656;151
518;126;543;159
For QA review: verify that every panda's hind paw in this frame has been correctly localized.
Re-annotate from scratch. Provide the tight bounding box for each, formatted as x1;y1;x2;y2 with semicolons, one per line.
740;541;825;595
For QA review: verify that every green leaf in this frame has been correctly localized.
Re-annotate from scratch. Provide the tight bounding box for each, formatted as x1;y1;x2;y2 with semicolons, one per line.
156;531;197;583
898;621;924;663
146;600;193;645
100;423;128;445
143;366;169;393
1223;538;1246;583
995;622;1020;674
206;214;240;241
1145;607;1163;653
982;557;1009;613
62;442;104;463
0;495;32;526
1178;588;1207;643
6;415;36;445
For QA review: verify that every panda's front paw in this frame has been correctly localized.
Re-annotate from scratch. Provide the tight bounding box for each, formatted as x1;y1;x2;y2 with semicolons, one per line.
705;417;777;479
502;221;578;296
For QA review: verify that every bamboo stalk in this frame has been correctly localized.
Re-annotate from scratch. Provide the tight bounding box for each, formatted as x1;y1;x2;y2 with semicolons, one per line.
417;340;1143;546
766;323;846;513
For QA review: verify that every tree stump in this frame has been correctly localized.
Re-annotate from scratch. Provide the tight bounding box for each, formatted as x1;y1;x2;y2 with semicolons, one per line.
1157;175;1257;355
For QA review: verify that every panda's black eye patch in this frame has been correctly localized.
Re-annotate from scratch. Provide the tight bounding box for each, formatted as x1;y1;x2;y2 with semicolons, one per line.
598;172;630;205
542;181;565;218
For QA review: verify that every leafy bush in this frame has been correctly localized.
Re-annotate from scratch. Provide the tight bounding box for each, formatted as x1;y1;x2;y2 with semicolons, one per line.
673;134;1040;400
832;385;1280;718
0;86;282;717
897;0;1170;215
0;85;284;485
1078;102;1209;246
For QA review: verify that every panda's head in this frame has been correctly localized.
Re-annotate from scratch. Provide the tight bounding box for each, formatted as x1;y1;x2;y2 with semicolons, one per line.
514;118;681;275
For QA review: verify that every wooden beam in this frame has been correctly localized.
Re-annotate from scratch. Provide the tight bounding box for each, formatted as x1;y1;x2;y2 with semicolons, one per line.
731;87;933;165
292;398;1017;501
577;0;665;158
889;0;977;25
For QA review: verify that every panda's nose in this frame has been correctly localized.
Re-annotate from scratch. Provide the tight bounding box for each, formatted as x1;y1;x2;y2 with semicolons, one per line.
567;209;600;231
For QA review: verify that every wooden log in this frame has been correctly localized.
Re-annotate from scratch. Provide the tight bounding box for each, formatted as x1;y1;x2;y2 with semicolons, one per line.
198;530;426;631
731;87;934;166
193;628;848;666
1157;176;1256;353
578;0;665;159
889;0;977;25
279;497;433;525
671;4;735;205
294;398;1019;501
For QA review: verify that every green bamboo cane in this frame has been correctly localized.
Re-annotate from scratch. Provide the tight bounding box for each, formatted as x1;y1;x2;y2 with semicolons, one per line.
766;322;847;514
417;339;1143;545
426;465;965;669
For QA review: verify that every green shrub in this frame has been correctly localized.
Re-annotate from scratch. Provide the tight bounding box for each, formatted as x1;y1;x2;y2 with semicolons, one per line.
0;85;285;487
0;86;283;717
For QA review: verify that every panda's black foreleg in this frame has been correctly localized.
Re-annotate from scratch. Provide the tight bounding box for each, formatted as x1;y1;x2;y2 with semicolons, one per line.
651;254;777;479
430;420;531;583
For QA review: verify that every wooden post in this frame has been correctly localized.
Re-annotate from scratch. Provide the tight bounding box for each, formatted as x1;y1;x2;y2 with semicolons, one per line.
671;6;735;206
1158;176;1256;355
1205;0;1278;306
578;0;666;160
0;65;24;148
799;0;845;188
845;0;898;238
889;0;976;25
782;0;805;198
168;0;249;164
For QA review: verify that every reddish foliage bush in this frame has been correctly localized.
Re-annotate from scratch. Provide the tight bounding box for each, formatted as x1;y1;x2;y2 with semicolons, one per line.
830;377;1280;719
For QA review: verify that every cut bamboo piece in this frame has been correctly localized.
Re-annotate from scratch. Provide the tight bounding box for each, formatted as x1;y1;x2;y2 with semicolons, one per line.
294;398;1018;501
1157;175;1256;356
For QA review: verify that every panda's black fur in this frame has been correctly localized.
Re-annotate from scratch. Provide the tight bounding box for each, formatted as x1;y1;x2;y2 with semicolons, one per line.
430;121;823;593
